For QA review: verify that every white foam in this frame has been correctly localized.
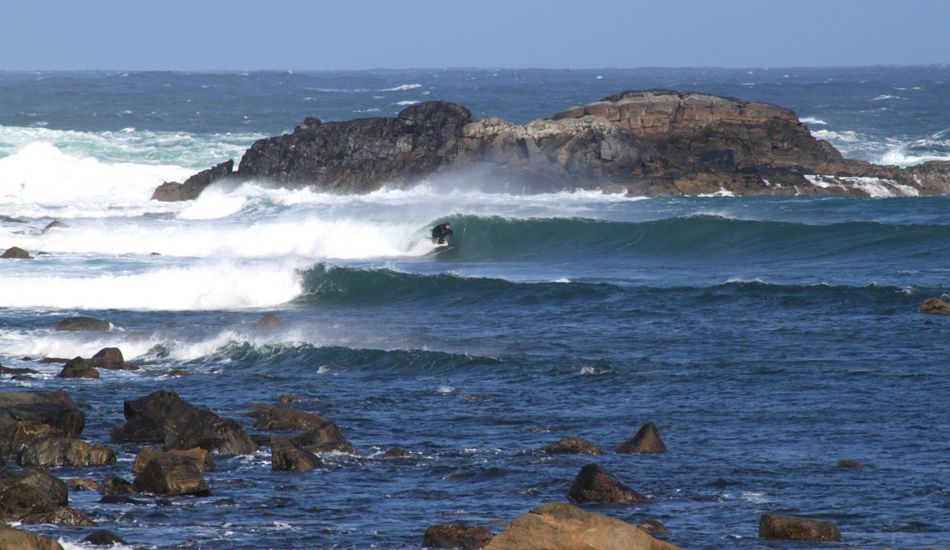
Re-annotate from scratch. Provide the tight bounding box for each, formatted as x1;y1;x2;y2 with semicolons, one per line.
380;84;422;92
800;117;827;126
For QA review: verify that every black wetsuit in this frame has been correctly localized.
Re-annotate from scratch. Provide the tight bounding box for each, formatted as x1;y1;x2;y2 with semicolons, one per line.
432;223;453;244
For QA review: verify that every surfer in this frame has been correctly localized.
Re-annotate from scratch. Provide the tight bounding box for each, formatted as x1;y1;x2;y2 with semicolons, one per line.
432;222;453;244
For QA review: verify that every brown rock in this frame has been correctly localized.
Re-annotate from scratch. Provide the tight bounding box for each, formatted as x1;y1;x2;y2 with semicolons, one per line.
837;459;865;469
278;394;301;403
423;523;494;549
0;469;68;521
637;519;671;535
16;437;116;468
253;406;341;433
484;502;681;550
921;297;950;314
383;447;410;458
133;455;211;496
133;447;215;474
89;347;138;370
566;464;649;504
57;357;100;379
83;530;127;546
0;390;85;455
65;478;100;492
0;523;66;549
54;317;110;332
540;437;605;455
253;314;285;330
615;423;667;454
1;246;32;259
98;475;135;495
21;505;97;526
759;513;842;541
271;438;323;472
151;159;234;202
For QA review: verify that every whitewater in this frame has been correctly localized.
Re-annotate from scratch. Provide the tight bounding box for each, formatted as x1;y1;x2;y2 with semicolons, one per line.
2;67;950;550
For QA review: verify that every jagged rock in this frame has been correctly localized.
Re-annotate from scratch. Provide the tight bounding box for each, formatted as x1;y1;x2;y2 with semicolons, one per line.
759;513;842;541
133;455;211;496
921;297;950;314
83;530;127;546
423;523;494;549
271;439;323;472
57;357;100;379
54;317;110;332
252;406;342;434
615;422;667;454
162;400;258;454
0;523;66;550
111;390;184;443
133;447;215;474
0;390;85;455
98;475;135;495
540;437;605;455
253;314;285;330
1;246;32;259
566;463;649;504
0;469;68;522
151;159;234;201
17;437;116;468
484;502;681;550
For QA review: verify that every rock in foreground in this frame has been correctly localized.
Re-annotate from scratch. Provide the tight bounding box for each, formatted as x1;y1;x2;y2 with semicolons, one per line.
0;523;65;550
423;523;494;549
484;502;681;550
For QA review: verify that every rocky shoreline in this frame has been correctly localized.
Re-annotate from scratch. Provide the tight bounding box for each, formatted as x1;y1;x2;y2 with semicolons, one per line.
3;315;907;548
153;89;950;201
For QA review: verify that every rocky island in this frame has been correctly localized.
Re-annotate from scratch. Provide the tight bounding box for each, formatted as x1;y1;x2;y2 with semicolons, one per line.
153;89;950;201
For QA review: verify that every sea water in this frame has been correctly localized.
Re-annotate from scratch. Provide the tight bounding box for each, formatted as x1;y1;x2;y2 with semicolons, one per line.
1;67;950;549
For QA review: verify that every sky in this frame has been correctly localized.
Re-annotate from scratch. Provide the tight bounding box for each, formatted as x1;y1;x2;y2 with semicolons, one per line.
1;0;947;71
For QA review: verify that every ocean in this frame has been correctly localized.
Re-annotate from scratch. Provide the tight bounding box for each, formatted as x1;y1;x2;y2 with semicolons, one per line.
1;66;950;550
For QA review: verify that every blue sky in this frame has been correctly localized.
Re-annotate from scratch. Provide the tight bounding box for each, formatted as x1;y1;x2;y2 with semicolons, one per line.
2;0;947;70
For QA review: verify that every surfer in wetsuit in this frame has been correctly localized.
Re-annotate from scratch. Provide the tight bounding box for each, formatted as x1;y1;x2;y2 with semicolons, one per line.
432;222;453;244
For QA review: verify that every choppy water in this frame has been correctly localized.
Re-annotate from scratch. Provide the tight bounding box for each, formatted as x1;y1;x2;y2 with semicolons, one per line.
2;67;950;550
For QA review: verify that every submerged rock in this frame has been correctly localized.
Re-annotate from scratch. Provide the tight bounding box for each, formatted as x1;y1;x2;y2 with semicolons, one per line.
54;317;110;332
1;246;32;259
423;523;494;549
759;513;842;541
271;439;323;472
484;502;681;550
615;422;667;454
253;314;285;330
566;463;650;504
540;437;605;455
83;530;127;546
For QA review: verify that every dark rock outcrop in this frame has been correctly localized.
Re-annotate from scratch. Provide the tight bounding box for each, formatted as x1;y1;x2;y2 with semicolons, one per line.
0;469;94;526
484;502;681;550
1;246;32;259
158;91;950;202
759;513;842;541
57;357;100;379
111;390;183;443
88;347;138;370
271;439;323;472
162;400;258;455
54;317;110;332
252;406;342;433
540;437;605;455
423;523;494;549
133;455;211;496
83;530;127;546
0;390;85;455
16;437;116;468
151;159;234;201
836;459;865;469
383;447;410;458
98;475;136;495
615;422;667;454
566;463;649;504
253;314;285;330
922;297;950;314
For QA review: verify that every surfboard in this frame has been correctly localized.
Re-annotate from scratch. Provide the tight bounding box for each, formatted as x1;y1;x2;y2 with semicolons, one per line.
433;241;449;248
